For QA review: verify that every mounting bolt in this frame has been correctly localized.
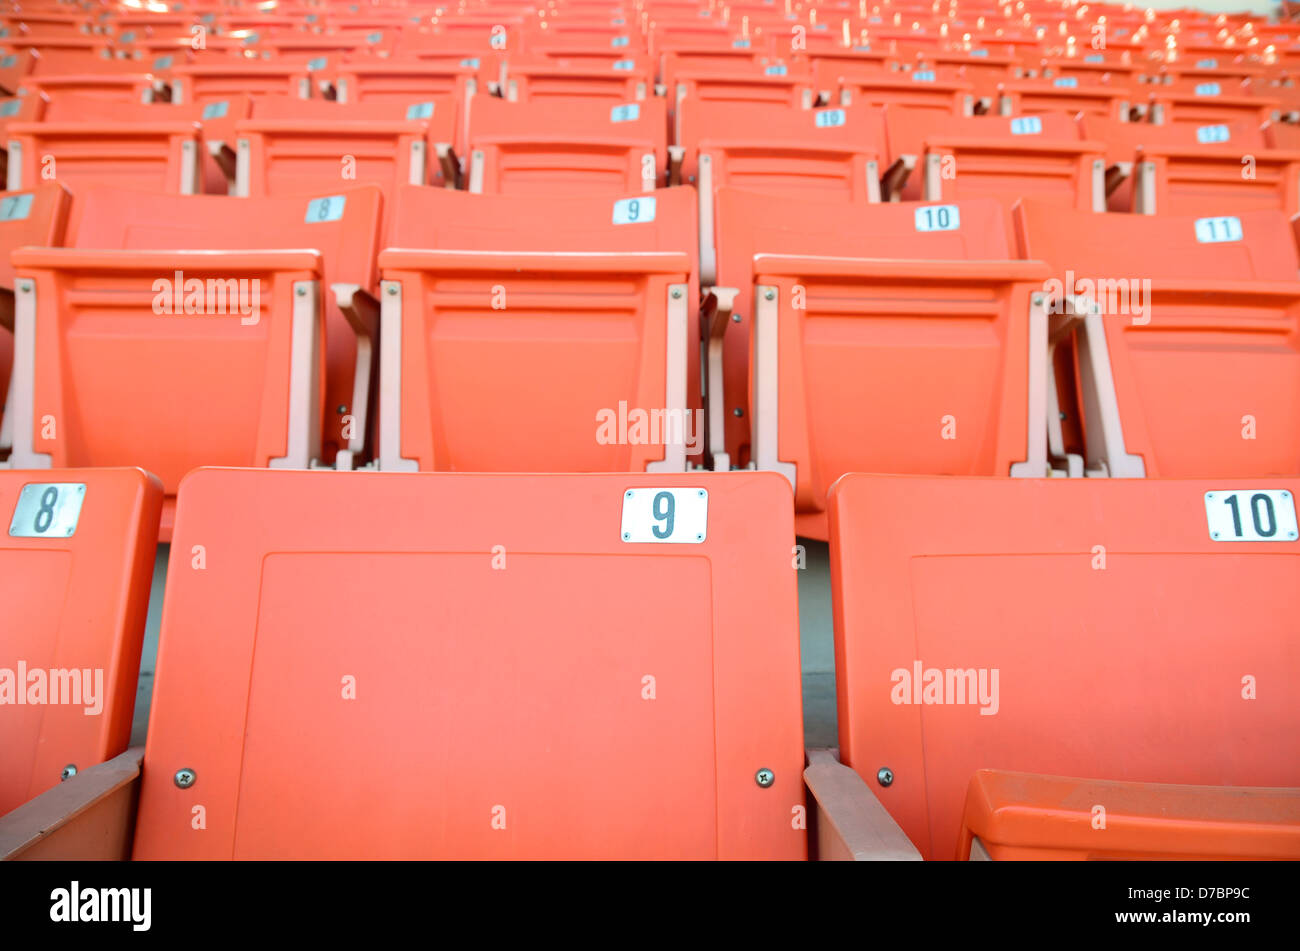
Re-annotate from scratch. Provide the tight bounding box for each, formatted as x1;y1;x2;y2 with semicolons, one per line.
337;404;347;414
755;767;775;787
295;285;306;297
174;768;196;789
671;288;682;299
386;284;398;295
731;312;741;322
877;767;894;787
61;764;77;781
733;407;744;417
764;289;776;301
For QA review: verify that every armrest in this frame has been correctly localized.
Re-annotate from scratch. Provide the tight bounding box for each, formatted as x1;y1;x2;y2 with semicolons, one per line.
330;283;379;469
435;142;461;189
804;750;922;860
1105;160;1131;197
880;154;915;201
700;286;737;472
961;768;1300;860
668;145;684;186
0;747;143;861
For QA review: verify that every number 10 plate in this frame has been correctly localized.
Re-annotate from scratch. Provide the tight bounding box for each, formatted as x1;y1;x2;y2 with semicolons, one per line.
1204;490;1298;542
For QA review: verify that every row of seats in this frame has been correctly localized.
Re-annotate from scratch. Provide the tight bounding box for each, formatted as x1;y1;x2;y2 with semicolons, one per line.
1;465;1296;859
2;182;1296;539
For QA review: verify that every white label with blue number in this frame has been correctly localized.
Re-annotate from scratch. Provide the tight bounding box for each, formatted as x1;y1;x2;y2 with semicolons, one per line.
613;59;635;71
0;193;33;221
306;196;346;223
1197;58;1218;68
815;109;846;128
1204;490;1297;542
1084;54;1103;63
1195;82;1221;96
460;58;480;68
621;488;708;544
0;99;21;118
1194;216;1242;243
611;103;639;122
1196;124;1230;144
9;483;86;538
914;204;960;232
201;101;229;120
1010;116;1042;135
611;35;629;47
733;38;751;48
765;65;788;76
153;55;174;70
406;102;434;119
1053;76;1078;88
912;70;935;82
306;57;326;72
612;197;655;224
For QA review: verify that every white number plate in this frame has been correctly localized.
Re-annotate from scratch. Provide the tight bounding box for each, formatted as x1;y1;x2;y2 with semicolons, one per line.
1194;216;1242;243
914;204;960;232
9;483;86;538
612;196;655;224
1204;490;1298;542
621;488;708;544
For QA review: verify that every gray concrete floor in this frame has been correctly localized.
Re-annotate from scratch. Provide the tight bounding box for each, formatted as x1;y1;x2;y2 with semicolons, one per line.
128;538;840;749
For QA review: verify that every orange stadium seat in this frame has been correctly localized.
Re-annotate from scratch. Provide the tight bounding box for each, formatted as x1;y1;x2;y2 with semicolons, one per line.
502;53;653;101
234;96;460;220
830;473;1300;860
1081;115;1300;216
708;189;1054;538
129;468;804;858
1016;200;1300;478
997;75;1134;119
833;67;974;115
465;94;667;195
169;60;316;106
1148;77;1280;126
884;110;1106;211
377;184;698;473
5;99;203;194
0;467;162;817
6;185;383;538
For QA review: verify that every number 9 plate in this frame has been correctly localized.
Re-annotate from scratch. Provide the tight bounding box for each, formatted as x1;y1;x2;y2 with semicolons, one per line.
9;483;86;538
621;488;708;543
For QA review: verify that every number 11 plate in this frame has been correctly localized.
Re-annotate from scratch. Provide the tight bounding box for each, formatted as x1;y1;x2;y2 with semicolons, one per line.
621;488;708;543
1204;490;1297;542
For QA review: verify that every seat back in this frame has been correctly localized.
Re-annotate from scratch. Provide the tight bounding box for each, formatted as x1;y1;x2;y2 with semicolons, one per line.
719;193;1049;536
6;104;202;194
885;109;1105;211
8;186;382;506
503;56;652;102
466;95;667;195
0;467;161;816
132;468;804;859
171;62;313;105
1016;200;1300;478
379;185;698;473
830;473;1300;859
997;76;1133;119
1149;79;1279;126
236;96;459;204
835;69;973;114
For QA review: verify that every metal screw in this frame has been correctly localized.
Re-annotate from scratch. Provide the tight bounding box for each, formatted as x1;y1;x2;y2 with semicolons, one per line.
1284;492;1291;500
731;312;741;322
626;490;633;498
61;764;77;781
1032;294;1044;305
337;404;347;414
697;490;705;498
174;768;196;789
1212;531;1220;539
386;284;398;295
622;531;631;540
755;767;774;787
295;285;306;297
764;289;775;301
671;288;682;299
877;767;894;787
695;533;703;540
733;407;744;417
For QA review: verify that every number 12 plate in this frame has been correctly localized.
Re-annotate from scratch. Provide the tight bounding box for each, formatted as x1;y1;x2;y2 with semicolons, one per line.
1204;490;1297;542
621;488;708;543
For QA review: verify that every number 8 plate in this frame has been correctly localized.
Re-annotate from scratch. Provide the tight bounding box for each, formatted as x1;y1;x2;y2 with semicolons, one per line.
621;488;708;543
1204;490;1298;542
9;483;87;538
